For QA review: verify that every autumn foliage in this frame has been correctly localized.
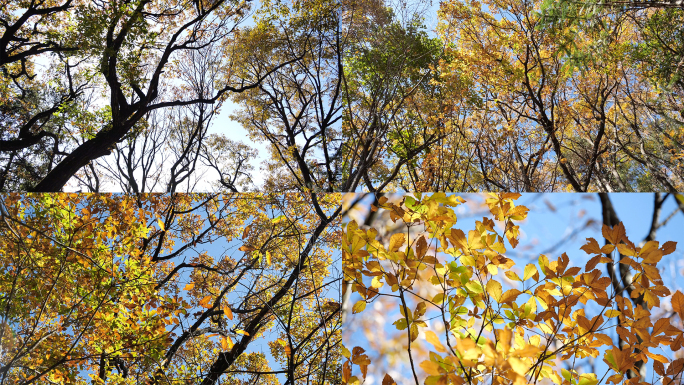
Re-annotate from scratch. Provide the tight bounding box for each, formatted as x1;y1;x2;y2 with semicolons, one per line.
342;193;683;385
0;193;341;384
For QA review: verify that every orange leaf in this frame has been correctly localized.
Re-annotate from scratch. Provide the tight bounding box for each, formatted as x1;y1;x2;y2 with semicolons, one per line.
602;223;625;245
223;306;234;320
580;238;602;255
221;336;233;351
239;245;256;252
672;290;684;320
500;289;521;303
420;360;442;375
641;249;663;264
645;351;669;364
343;362;351;382
652;318;670;337
199;295;213;308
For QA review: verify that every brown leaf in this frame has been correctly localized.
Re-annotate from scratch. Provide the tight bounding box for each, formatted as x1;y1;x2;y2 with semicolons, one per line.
602;222;626;245
342;361;351;382
448;229;468;250
382;373;397;385
416;236;428;258
585;255;601;271
672;290;684;320
242;224;252;239
661;241;677;255
581;238;602;255
653;360;665;376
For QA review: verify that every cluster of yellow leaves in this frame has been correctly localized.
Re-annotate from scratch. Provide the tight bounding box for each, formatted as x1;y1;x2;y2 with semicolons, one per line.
342;345;372;385
0;193;341;385
343;193;682;385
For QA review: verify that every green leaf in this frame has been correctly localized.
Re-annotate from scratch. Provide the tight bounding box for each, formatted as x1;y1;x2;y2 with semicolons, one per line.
465;281;483;294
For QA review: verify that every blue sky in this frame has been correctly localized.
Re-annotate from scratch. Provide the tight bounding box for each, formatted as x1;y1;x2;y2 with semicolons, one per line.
343;193;684;385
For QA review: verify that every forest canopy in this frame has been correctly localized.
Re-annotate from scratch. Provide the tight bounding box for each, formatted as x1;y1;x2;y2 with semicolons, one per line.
0;193;342;384
341;192;684;385
1;0;682;192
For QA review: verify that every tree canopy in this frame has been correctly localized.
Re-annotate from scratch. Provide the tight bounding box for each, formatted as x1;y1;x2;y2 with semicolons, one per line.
0;192;342;384
1;0;681;192
342;192;684;385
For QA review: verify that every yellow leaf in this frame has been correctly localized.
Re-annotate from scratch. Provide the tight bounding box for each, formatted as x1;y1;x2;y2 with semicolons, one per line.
505;271;522;282
491;241;506;253
235;329;250;336
578;373;598;385
239;245;256;252
183;282;195;290
389;233;405;252
221;336;233;350
352;300;366;314
223;306;234;320
271;215;286;224
265;251;271;265
523;264;538;281
508;357;529;375
467;230;484;249
424;330;447;353
486;279;502;302
157;219;165;231
529;335;541;346
456;337;480;361
341;345;351;358
420;360;442;375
